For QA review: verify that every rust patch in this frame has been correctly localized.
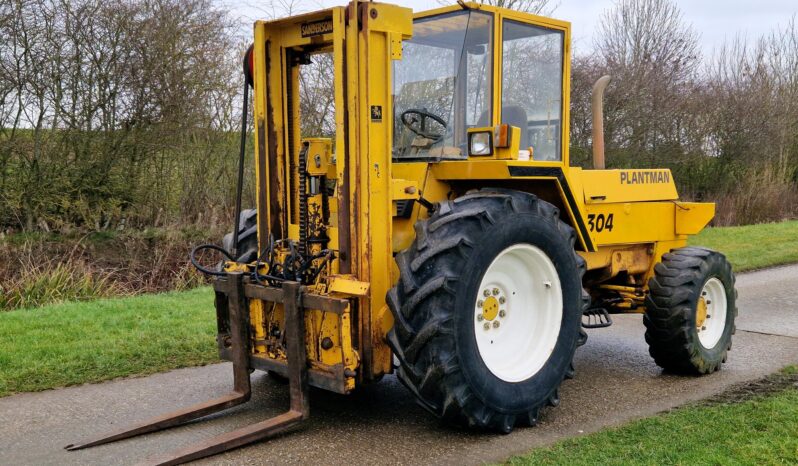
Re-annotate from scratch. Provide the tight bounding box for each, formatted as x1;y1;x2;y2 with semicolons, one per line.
256;120;269;243
337;15;352;273
264;43;284;239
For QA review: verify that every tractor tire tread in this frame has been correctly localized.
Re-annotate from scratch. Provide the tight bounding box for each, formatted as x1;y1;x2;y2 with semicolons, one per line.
644;247;737;374
387;189;587;432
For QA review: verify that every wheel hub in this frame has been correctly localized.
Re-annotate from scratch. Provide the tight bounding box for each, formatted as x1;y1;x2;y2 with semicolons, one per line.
480;295;501;321
696;296;708;328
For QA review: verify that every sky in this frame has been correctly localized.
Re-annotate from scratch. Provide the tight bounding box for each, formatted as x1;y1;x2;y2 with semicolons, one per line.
228;0;798;58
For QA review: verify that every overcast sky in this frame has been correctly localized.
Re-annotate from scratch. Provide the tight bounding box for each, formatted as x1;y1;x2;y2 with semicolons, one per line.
228;0;798;58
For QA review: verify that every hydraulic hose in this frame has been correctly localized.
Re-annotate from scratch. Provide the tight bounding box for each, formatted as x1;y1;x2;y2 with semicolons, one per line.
189;48;330;287
232;81;250;259
190;56;252;278
190;244;236;277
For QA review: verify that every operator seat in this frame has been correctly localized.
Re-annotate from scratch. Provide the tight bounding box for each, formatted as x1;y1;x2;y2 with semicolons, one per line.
477;105;530;149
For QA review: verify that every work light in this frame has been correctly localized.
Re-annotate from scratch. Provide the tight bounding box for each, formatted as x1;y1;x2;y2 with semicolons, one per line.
469;131;493;156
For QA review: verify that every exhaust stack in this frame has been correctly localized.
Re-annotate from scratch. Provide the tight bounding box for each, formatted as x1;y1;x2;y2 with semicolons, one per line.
591;75;611;169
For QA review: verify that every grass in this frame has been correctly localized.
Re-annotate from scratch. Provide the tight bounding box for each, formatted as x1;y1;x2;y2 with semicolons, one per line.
507;368;798;465
0;220;797;397
689;220;798;272
0;287;217;397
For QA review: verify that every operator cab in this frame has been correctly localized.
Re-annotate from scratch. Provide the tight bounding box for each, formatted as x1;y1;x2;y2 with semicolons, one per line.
393;7;566;162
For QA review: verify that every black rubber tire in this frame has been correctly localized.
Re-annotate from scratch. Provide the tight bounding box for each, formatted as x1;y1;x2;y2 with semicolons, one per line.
222;209;259;263
386;189;588;433
267;370;289;384
644;247;737;374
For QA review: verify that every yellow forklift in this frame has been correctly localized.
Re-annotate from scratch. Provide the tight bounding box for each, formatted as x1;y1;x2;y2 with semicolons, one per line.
66;2;737;464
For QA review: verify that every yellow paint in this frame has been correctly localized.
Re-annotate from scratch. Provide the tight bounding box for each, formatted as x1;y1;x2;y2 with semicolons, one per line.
696;297;708;328
391;179;419;200
237;0;719;393
482;296;500;321
304;138;332;177
581;169;678;204
328;276;370;296
391;162;450;256
249;298;267;354
675;202;715;235
579;245;652;277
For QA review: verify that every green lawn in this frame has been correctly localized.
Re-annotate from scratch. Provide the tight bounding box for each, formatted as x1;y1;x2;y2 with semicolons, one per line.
689;220;798;272
0;287;217;397
507;371;798;465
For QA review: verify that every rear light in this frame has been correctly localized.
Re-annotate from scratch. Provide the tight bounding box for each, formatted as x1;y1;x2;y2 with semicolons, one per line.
494;123;516;148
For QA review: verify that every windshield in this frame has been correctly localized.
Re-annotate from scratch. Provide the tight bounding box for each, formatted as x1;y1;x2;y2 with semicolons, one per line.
393;11;493;160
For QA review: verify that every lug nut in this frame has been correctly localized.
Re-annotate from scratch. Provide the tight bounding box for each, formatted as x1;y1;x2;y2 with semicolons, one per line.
492;288;500;296
493;321;500;328
477;300;484;308
544;281;552;289
483;322;491;330
701;326;706;331
499;310;506;318
706;300;712;305
477;314;484;322
499;296;506;304
483;289;491;297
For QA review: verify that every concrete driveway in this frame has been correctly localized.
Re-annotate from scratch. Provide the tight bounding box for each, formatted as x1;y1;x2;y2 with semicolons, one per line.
1;265;797;465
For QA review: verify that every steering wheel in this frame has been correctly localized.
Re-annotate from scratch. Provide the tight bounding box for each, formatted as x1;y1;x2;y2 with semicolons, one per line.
401;108;447;141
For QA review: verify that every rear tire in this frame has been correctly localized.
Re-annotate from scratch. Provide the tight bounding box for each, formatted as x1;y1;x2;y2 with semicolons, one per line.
222;209;258;263
387;189;588;432
644;247;737;374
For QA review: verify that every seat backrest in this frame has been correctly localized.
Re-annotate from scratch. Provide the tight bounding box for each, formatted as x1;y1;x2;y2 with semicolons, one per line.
476;105;529;149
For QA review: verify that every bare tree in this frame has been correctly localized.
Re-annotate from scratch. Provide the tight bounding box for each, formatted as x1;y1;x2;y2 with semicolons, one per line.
0;0;242;231
592;0;700;162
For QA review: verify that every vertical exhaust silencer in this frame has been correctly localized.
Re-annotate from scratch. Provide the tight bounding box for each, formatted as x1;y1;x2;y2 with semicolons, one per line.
591;75;611;170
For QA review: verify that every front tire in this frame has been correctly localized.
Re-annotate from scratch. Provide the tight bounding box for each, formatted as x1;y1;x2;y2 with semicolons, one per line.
387;190;588;432
644;247;737;374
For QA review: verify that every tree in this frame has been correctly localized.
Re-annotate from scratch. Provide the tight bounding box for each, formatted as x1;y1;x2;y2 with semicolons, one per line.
0;0;242;231
593;0;700;162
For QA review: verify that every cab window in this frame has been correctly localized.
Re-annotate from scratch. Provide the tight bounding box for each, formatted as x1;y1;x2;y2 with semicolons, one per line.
501;20;564;161
393;11;493;160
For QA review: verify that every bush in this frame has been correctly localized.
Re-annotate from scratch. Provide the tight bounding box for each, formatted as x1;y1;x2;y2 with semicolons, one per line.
0;228;215;311
713;163;798;226
0;259;122;310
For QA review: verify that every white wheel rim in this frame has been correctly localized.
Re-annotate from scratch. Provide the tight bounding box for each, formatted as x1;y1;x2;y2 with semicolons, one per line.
473;244;563;383
697;277;728;348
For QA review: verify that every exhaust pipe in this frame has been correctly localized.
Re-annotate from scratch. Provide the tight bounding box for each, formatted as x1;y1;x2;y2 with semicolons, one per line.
591;75;611;169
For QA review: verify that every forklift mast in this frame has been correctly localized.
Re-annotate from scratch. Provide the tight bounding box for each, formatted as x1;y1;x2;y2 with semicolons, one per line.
250;2;413;382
